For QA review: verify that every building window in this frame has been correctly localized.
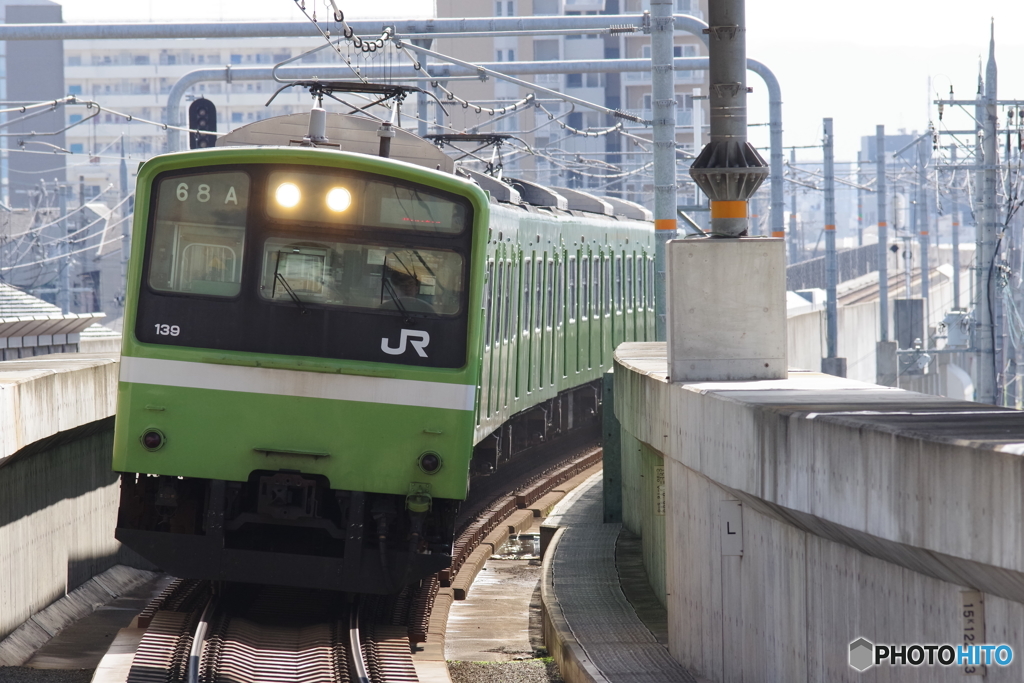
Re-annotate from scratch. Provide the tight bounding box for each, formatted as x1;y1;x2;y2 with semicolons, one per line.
534;40;559;61
566;73;582;88
134;55;150;65
586;72;600;88
69;114;82;123
231;112;243;123
567;112;583;130
67;55;81;66
230;54;242;64
68;84;82;95
70;144;84;154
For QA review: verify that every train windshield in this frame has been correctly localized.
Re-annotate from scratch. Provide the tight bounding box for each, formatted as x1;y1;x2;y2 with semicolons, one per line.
260;239;463;316
137;165;474;369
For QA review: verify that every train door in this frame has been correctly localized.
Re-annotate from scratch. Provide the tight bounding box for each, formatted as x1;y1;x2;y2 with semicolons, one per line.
532;257;544;395
543;256;555;393
554;250;565;388
625;253;635;341
511;254;522;411
482;258;495;421
612;252;624;347
579;254;590;374
602;253;612;365
493;256;507;422
590;254;602;369
565;254;578;380
646;254;656;340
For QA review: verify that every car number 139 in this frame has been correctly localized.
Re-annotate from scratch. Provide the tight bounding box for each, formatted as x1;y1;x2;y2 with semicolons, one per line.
154;324;181;336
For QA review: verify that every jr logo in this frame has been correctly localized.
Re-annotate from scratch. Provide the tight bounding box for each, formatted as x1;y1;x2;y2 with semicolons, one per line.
381;329;431;357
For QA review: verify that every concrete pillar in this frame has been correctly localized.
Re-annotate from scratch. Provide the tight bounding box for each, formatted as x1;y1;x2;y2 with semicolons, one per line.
666;238;787;381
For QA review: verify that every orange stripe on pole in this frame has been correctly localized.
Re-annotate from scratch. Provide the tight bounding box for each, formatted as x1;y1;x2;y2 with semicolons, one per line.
952;222;960;226
878;221;887;227
771;231;785;238
921;231;929;235
710;200;747;219
825;224;836;231
654;219;677;231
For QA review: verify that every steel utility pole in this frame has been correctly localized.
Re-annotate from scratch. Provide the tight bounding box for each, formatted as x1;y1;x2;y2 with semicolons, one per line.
788;147;798;262
950;144;961;310
652;0;677;341
120;135;130;306
822;118;845;376
688;0;767;237
977;24;998;404
857;151;864;246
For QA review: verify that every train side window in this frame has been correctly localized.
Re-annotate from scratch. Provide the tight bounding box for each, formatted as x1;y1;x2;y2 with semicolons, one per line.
546;259;554;329
637;255;645;311
504;260;514;342
614;255;622;310
523;259;533;333
592;257;601;318
495;261;505;345
626;256;634;311
555;258;564;327
568;256;577;322
535;258;544;331
580;256;589;321
647;257;655;310
603;256;611;314
484;260;494;348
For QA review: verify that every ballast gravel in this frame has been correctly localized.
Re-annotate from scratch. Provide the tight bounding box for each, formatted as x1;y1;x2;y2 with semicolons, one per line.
448;659;562;683
0;668;94;683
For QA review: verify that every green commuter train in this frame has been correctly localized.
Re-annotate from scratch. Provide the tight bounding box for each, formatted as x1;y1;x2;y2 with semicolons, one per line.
113;110;654;594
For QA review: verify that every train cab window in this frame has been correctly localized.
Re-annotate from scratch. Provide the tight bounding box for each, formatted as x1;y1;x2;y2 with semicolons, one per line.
534;258;543;331
258;238;464;316
568;256;577;322
522;259;533;333
580;256;589;320
545;259;554;329
495;261;505;345
484;260;494;348
147;171;250;297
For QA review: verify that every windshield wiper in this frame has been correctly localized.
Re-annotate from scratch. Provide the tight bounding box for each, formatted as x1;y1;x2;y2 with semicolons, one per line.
381;275;412;324
275;273;308;314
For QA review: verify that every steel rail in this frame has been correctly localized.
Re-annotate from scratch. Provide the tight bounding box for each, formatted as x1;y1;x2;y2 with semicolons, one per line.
349;601;371;683
186;596;216;683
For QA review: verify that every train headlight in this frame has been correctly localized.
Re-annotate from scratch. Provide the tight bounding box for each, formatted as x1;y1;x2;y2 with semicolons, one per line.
418;451;443;474
140;429;166;451
326;186;352;212
275;182;301;208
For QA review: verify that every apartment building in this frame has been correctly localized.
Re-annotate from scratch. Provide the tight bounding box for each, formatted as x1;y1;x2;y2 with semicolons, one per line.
433;0;709;205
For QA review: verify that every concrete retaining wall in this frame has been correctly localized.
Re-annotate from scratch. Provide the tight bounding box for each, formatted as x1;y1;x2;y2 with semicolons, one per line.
620;430;666;605
0;352;139;643
614;342;1024;682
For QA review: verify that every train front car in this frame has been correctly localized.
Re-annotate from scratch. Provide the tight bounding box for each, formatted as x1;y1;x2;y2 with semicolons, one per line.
113;147;488;594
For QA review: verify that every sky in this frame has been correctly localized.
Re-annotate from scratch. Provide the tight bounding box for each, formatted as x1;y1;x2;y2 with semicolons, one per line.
53;0;1024;163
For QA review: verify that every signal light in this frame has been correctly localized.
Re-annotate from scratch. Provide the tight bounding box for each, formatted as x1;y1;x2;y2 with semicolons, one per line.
418;451;442;474
275;182;301;208
188;98;217;150
141;429;165;451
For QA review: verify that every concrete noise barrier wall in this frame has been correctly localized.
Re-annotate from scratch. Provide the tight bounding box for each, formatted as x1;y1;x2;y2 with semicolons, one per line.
614;342;1024;682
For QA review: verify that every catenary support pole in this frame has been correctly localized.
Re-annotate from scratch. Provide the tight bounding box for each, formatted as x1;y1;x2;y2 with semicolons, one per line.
918;137;930;311
119;135;130;307
950;144;961;310
58;185;69;315
823;118;838;358
789;147;798;262
876;125;889;342
651;0;676;341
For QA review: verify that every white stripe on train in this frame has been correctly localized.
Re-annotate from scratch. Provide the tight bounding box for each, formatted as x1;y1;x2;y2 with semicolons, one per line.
119;356;476;411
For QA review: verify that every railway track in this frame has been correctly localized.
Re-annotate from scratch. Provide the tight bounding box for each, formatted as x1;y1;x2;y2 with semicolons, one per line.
121;439;602;683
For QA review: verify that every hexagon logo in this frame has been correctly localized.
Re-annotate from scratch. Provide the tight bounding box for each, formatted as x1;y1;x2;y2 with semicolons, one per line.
849;637;874;672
